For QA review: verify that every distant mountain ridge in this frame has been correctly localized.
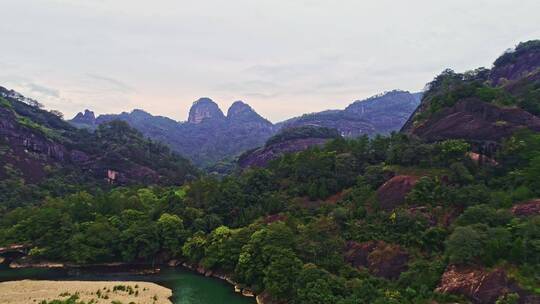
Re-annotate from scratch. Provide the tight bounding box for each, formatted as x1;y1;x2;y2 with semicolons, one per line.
72;98;275;166
71;90;422;166
279;90;422;137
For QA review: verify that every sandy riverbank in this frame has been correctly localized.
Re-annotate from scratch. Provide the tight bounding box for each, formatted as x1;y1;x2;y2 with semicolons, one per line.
0;280;172;304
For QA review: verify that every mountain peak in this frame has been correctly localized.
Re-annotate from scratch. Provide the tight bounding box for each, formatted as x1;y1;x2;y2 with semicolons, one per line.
227;100;271;125
72;109;96;125
227;100;253;117
188;98;225;124
130;109;152;118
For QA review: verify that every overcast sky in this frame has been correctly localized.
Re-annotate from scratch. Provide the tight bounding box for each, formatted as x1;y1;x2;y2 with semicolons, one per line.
1;0;539;122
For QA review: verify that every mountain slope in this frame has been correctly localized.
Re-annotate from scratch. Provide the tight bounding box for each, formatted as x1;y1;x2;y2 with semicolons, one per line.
238;126;341;168
279;90;422;137
0;86;197;208
402;40;540;148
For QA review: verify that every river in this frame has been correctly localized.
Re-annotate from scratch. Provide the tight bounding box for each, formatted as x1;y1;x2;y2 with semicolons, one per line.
0;265;255;304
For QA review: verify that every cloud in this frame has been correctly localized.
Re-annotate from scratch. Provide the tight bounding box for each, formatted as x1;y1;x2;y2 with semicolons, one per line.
85;73;135;93
26;82;60;98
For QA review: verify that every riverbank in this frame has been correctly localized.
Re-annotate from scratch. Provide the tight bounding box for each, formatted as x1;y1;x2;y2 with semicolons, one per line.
0;280;172;304
3;258;264;303
179;262;274;304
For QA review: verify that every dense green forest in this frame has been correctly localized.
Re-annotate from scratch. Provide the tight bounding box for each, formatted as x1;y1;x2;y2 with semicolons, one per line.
1;40;540;304
1;131;539;303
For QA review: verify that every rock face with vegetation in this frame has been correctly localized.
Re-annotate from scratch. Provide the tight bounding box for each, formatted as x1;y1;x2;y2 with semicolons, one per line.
0;86;197;209
403;40;540;147
409;97;540;142
345;240;409;280
376;175;418;211
238;126;341;168
1;40;540;304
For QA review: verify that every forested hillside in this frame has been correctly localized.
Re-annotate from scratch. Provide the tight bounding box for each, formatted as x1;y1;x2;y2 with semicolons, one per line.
0;87;197;210
1;40;540;304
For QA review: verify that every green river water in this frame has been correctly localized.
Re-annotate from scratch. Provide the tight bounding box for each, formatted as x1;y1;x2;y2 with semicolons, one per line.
0;265;255;304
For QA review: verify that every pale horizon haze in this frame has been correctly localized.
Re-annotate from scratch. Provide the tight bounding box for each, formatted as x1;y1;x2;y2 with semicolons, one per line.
1;0;539;122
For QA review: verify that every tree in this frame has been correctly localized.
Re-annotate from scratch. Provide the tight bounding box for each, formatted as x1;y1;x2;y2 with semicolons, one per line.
182;232;207;263
158;213;185;256
297;217;345;272
236;222;296;287
294;264;346;304
68;216;120;263
201;225;240;270
455;205;511;227
437;139;470;165
263;248;302;300
118;210;159;262
445;225;487;264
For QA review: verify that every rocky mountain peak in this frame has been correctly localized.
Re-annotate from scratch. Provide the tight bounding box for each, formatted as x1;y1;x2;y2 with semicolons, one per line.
227;100;270;124
72;109;96;125
130;109;152;118
188;97;225;124
227;100;251;116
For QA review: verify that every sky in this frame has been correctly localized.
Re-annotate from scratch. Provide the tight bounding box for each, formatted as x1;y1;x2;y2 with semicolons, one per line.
1;0;540;122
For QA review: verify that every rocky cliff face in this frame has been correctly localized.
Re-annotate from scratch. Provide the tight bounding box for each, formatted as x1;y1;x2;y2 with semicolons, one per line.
72;109;96;125
403;40;540;146
490;40;540;86
188;98;225;124
0;103;69;182
411;98;540;142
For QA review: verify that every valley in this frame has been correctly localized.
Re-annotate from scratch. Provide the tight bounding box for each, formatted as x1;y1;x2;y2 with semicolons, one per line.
1;39;540;304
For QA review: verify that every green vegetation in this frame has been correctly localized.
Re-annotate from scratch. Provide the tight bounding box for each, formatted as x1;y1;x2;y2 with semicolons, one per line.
1;131;539;302
494;40;540;67
265;125;340;147
414;68;516;122
0;96;198;211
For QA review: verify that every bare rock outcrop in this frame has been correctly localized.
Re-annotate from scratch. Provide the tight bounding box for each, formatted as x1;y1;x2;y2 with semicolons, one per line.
376;175;419;211
344;240;409;280
436;265;513;304
187;98;225;124
410;98;540;142
511;199;540;217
